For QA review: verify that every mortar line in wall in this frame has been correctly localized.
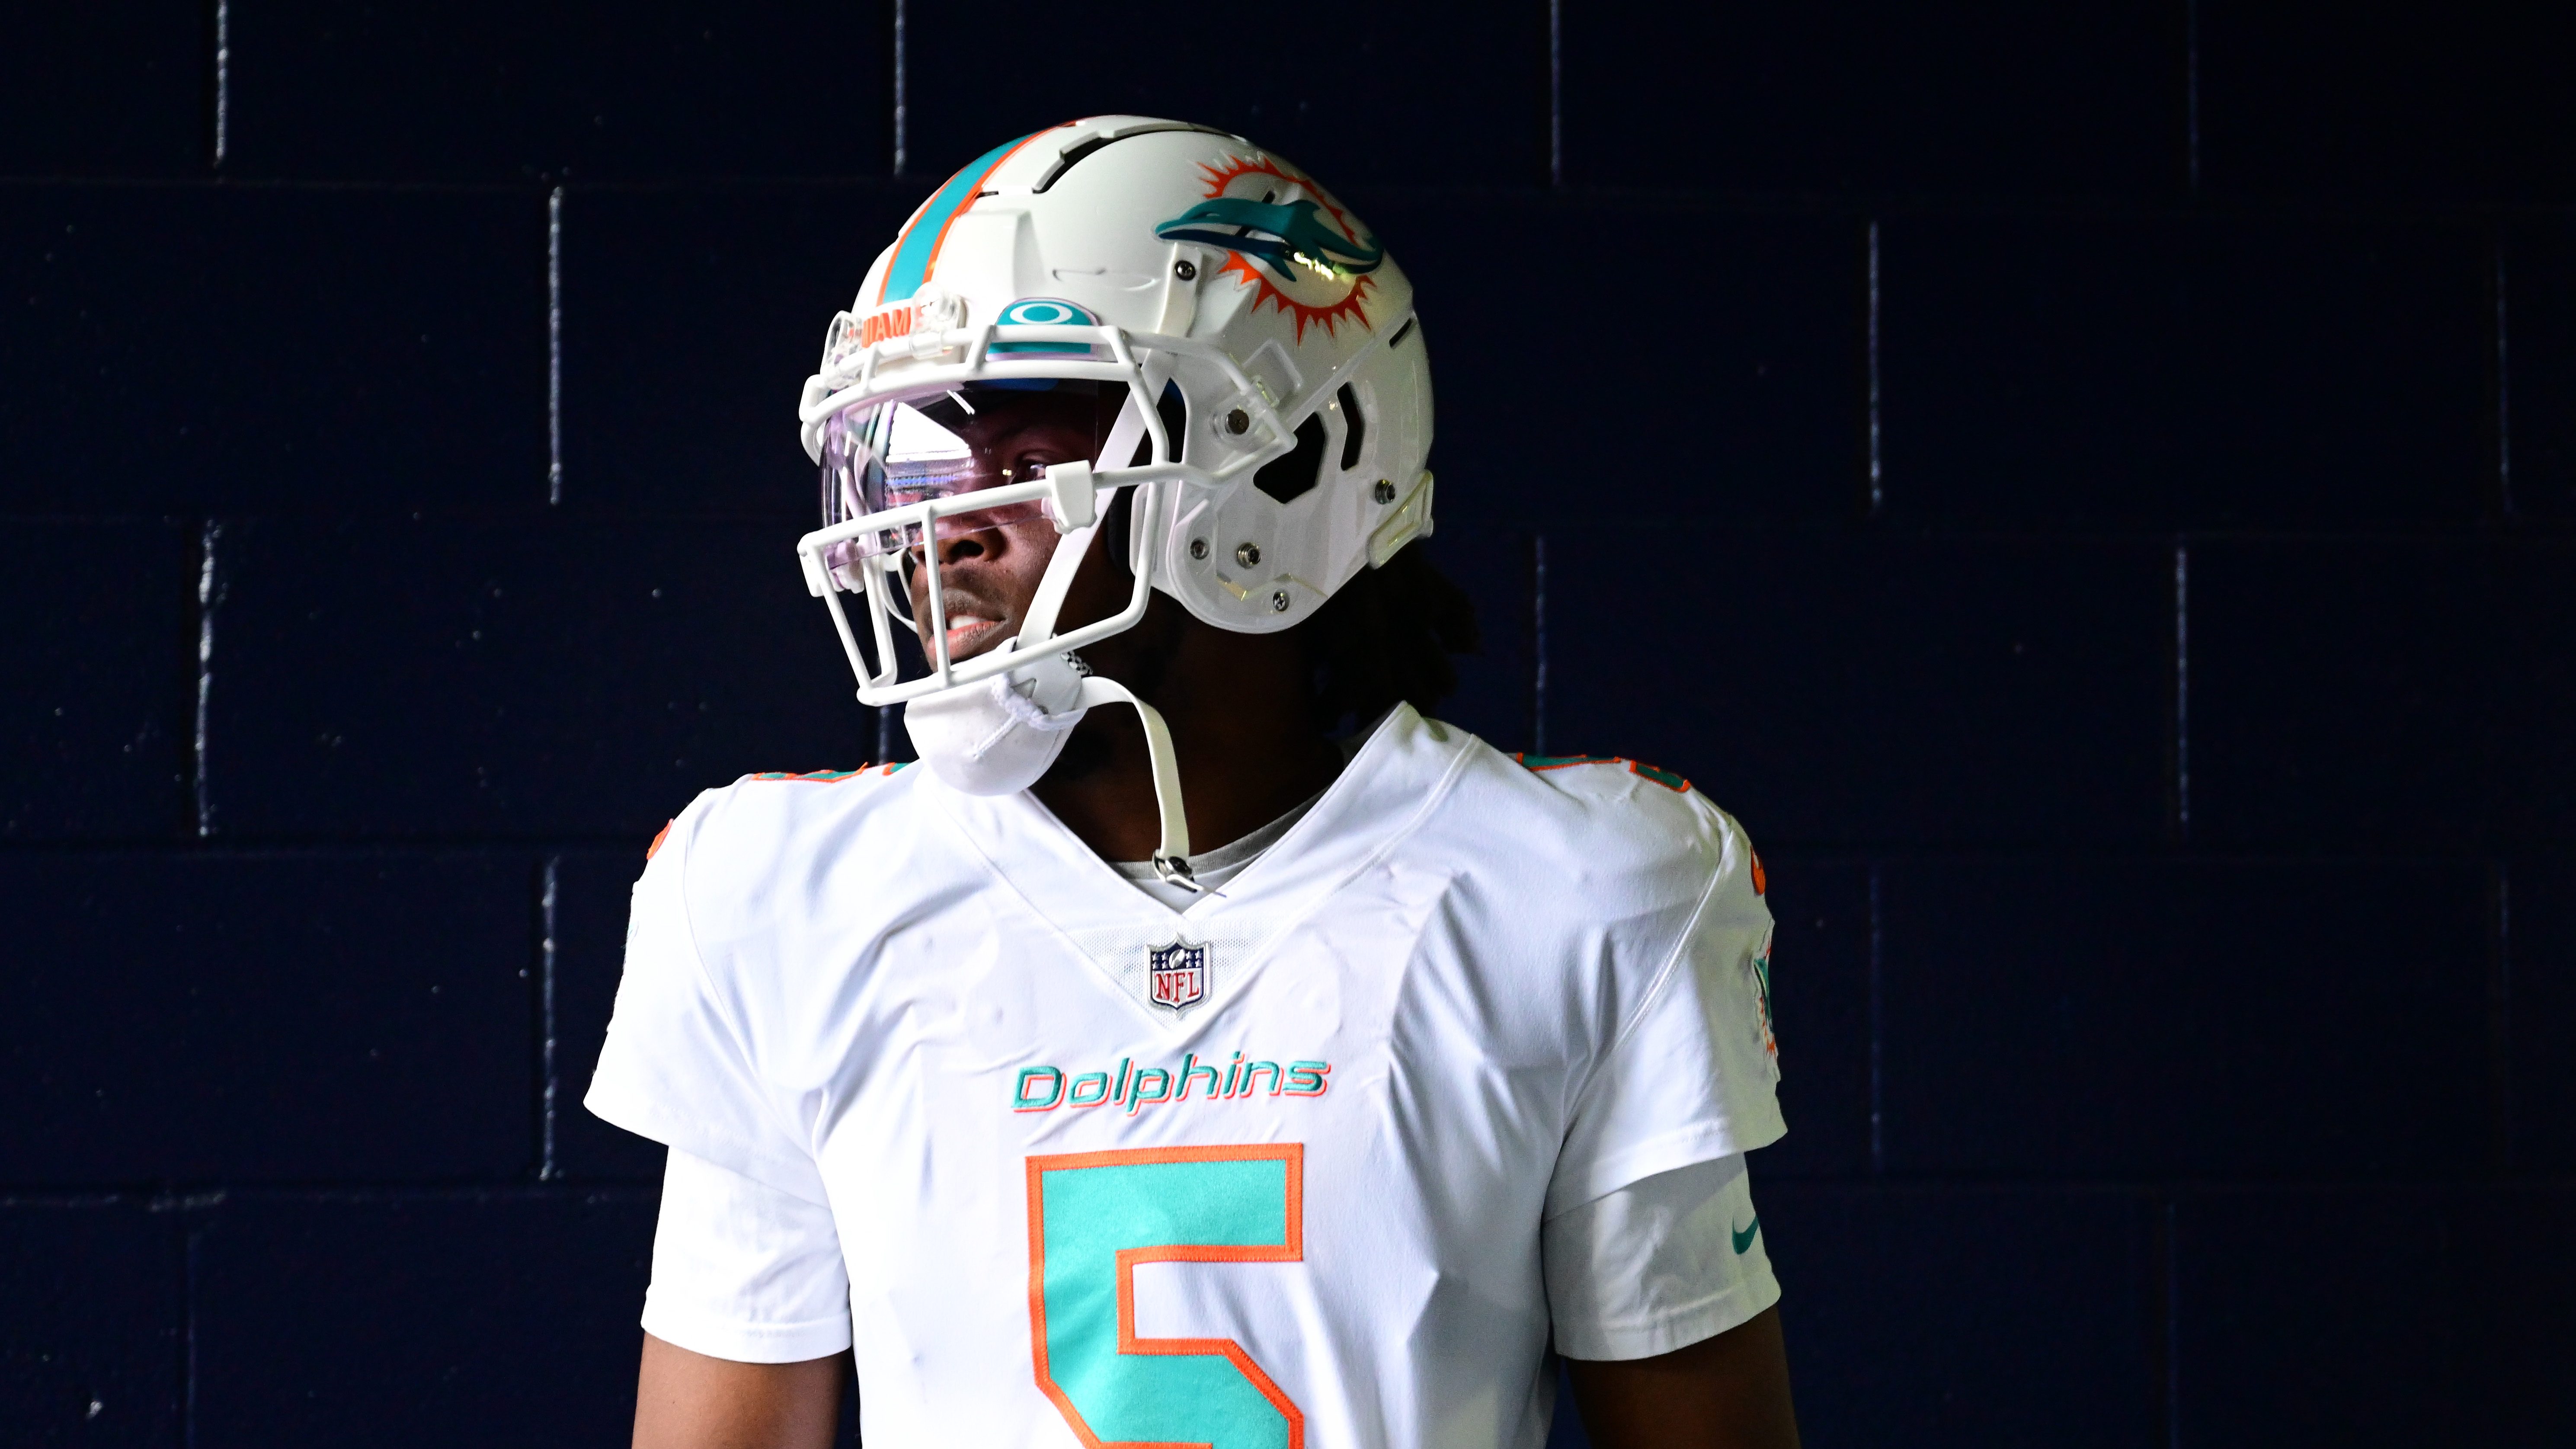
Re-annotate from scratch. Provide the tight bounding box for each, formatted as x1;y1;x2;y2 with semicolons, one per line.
2490;861;2512;1170
2495;240;2515;519
1865;221;1883;516
2141;1191;2174;1449
891;0;909;175
1530;532;1549;755
211;0;229;168
548;188;564;505
2173;541;2190;841
2183;0;2200;195
182;1219;202;1449
2163;1198;2182;1449
541;854;561;1181
1867;864;1885;1174
1547;0;1563;187
194;522;220;838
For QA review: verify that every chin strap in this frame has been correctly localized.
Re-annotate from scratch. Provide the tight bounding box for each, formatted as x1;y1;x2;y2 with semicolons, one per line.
1075;675;1198;892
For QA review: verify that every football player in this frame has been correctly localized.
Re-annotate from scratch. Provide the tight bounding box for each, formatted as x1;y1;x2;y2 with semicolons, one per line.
591;117;1801;1449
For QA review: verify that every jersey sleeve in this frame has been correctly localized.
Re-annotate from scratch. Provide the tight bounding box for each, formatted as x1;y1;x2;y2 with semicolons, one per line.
643;1146;854;1363
1545;809;1782;1219
1542;1154;1779;1360
583;795;831;1205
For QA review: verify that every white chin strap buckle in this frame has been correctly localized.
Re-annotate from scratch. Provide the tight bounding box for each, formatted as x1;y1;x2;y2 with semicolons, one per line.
1074;675;1194;876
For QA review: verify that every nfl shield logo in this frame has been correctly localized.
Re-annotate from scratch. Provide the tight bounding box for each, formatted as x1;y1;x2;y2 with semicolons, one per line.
1147;939;1207;1011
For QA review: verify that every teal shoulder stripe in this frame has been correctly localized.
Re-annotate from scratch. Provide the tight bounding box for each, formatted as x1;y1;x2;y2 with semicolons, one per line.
1510;752;1693;793
743;762;909;782
881;134;1037;303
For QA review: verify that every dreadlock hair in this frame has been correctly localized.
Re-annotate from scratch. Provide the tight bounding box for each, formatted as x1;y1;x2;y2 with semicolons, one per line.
1303;541;1481;736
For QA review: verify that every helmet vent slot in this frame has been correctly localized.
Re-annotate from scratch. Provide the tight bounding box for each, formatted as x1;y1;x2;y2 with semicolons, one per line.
1254;414;1329;505
1337;384;1366;470
1388;317;1416;349
1036;136;1121;192
1034;123;1238;193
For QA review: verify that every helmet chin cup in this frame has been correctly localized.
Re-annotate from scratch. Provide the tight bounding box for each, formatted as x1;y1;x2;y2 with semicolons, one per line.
902;646;1091;797
901;652;1199;886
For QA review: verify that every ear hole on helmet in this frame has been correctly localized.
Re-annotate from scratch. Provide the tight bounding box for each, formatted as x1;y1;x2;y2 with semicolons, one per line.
1102;482;1135;576
1128;382;1188;466
1336;384;1366;471
1255;413;1329;504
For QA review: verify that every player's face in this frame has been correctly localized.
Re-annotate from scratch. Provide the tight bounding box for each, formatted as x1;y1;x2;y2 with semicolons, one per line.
902;387;1117;665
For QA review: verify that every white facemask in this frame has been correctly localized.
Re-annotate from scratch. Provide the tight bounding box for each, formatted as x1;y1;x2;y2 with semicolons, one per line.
900;645;1092;797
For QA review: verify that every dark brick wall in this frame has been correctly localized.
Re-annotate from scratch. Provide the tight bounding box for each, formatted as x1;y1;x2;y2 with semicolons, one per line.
3;4;2566;1444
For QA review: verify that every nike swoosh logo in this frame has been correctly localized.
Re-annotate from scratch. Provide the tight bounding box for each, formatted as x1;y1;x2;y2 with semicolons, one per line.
1731;1216;1761;1254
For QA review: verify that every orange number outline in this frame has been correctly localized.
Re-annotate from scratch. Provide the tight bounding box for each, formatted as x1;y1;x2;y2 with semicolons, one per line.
1024;1142;1307;1449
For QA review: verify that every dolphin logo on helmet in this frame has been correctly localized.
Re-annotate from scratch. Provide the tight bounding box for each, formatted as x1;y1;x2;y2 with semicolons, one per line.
1152;197;1386;285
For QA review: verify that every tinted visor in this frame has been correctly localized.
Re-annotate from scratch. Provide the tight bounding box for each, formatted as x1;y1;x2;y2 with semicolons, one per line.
819;379;1129;563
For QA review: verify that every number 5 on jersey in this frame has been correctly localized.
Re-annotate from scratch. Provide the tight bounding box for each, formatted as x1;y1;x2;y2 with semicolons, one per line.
1025;1144;1306;1449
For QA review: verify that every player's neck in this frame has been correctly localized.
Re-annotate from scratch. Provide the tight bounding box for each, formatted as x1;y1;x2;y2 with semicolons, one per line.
1031;614;1344;866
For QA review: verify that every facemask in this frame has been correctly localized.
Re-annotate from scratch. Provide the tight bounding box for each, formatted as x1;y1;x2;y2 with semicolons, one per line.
902;645;1092;797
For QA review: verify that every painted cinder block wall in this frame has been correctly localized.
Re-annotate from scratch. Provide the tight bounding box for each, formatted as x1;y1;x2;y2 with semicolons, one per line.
4;3;2570;1444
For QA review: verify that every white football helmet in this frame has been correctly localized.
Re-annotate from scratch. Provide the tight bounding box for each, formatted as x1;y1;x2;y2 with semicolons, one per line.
791;117;1434;876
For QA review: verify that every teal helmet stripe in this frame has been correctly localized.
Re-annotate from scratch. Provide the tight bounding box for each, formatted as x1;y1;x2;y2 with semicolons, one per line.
879;133;1041;303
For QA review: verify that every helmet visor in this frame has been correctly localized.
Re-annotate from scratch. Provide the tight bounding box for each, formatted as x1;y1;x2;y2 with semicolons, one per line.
818;379;1130;582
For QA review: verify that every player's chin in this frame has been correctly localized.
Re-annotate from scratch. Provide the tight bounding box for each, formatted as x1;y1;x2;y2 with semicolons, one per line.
932;616;1015;665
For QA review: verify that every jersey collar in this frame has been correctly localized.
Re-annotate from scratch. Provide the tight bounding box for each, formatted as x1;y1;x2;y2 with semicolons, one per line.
922;704;1476;1021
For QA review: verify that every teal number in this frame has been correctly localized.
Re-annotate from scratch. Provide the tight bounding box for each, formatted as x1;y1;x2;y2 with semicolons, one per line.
1029;1148;1304;1449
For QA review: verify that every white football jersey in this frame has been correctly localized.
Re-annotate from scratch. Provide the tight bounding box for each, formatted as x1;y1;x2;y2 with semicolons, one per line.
588;704;1783;1449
